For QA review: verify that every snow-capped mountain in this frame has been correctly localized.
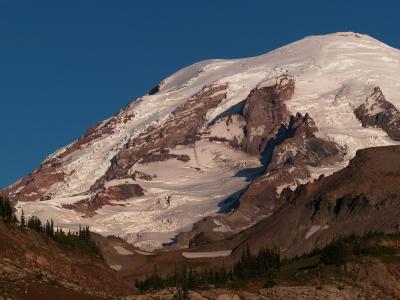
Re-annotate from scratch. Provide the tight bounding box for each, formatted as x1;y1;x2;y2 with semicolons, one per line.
4;32;400;250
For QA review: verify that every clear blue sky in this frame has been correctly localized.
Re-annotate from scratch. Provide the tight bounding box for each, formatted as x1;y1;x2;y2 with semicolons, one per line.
0;0;399;188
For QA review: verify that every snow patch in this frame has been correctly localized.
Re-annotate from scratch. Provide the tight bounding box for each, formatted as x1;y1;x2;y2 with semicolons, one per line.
305;224;329;239
182;250;232;258
11;32;400;249
213;219;232;232
110;265;122;271
135;250;156;256
113;246;134;255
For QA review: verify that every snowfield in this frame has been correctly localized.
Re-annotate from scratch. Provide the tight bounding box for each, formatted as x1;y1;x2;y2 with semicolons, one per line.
13;32;400;250
182;250;232;259
17;141;261;250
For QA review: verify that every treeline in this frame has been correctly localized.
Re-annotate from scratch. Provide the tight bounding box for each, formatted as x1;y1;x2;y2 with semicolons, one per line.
0;196;101;258
283;231;400;267
136;231;400;292
135;247;280;292
320;232;399;266
0;196;17;223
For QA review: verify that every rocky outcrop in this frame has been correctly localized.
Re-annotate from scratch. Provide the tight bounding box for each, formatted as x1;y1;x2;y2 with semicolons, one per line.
171;77;341;248
53;98;141;162
181;110;342;248
354;87;400;141
241;75;295;155
63;183;144;216
99;83;228;185
140;149;190;164
138;146;400;284
7;83;228;213
205;75;295;154
5;164;65;202
147;80;163;95
4;98;142;202
62;83;230;213
173;77;300;246
219;113;340;230
229;145;400;259
101;183;144;201
267;113;340;170
3;33;400;250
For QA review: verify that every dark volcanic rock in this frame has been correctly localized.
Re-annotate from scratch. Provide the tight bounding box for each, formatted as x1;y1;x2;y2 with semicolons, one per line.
4;99;141;202
241;75;295;155
140;149;190;164
230;145;400;259
354;87;400;141
267;113;340;170
126;148;400;284
5;165;65;202
182;110;341;249
148;80;163;95
79;83;229;211
7;83;229;215
232;112;341;217
101;83;228;184
63;183;144;216
104;183;144;200
132;171;154;181
177;79;342;248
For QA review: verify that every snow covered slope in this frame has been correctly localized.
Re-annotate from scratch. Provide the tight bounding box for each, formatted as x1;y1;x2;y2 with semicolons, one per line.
5;32;400;250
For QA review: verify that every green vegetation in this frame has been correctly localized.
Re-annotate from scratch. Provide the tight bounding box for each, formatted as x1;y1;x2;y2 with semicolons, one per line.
320;233;398;266
135;247;280;292
279;255;321;282
135;231;400;292
0;196;17;223
0;196;101;258
279;232;400;284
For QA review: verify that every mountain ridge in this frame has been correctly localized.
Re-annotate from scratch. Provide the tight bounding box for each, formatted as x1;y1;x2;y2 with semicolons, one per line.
3;32;400;250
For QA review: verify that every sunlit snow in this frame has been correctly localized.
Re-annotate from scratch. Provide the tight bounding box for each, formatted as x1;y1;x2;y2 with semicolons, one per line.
15;32;400;250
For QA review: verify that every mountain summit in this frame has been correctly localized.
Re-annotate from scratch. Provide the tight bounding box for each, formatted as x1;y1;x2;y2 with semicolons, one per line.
4;32;400;250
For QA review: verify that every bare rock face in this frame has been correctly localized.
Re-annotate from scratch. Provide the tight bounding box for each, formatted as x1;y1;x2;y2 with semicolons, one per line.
63;183;144;216
230;145;400;259
354;87;400;140
4;96;141;202
267;113;340;171
58;83;229;214
102;183;145;201
241;75;295;155
140;149;190;164
3;33;400;255
175;77;299;246
231;113;341;218
100;83;228;184
5;164;65;202
6;82;228;208
183;90;342;247
147;80;164;95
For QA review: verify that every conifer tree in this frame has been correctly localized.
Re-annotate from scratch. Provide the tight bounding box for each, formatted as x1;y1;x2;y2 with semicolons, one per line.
0;196;15;223
20;209;26;227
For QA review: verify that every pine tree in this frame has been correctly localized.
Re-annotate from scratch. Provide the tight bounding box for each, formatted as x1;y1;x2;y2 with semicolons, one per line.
0;196;16;223
20;209;26;227
321;239;349;266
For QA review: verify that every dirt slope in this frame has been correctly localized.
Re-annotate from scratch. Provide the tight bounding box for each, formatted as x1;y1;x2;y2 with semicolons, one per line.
0;223;135;299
